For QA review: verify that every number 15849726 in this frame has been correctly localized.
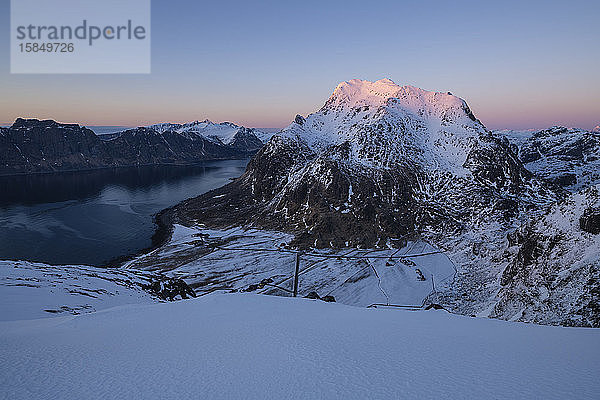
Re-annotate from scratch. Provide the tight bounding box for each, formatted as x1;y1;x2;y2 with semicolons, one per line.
19;42;74;52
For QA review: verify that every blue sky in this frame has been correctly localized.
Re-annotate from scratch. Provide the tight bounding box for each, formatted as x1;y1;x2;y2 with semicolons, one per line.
1;0;599;129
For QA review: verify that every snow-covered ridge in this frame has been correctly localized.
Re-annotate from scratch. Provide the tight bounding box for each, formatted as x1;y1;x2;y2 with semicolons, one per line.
0;261;158;321
275;78;486;173
496;126;600;190
593;125;600;133
327;78;471;115
147;120;266;147
149;120;240;144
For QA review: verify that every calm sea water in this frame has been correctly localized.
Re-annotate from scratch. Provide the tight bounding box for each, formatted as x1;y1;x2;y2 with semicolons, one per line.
0;160;248;266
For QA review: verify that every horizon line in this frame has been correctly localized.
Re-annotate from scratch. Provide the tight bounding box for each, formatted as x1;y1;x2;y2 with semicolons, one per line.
2;118;598;132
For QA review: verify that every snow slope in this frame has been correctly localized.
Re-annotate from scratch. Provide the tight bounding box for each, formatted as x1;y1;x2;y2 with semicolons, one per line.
0;261;158;321
125;225;455;307
1;293;598;400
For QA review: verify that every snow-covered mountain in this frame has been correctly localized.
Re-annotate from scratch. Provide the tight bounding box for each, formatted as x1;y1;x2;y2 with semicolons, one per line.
168;78;555;246
592;125;600;133
496;126;600;191
147;120;264;152
283;78;484;173
156;79;600;326
252;128;279;143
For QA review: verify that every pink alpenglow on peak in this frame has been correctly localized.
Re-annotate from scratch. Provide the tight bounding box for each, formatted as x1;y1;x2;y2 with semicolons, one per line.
593;125;600;133
325;79;473;117
279;78;486;174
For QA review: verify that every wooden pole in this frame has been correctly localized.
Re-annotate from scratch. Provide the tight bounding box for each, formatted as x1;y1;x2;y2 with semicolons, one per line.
293;252;300;297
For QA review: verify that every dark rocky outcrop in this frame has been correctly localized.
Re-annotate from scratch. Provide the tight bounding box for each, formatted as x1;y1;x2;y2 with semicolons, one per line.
145;277;197;301
304;291;335;302
580;208;600;234
424;303;445;310
304;291;320;299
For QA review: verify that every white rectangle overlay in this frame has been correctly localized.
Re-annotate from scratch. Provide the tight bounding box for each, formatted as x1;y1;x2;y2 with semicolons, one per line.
10;0;151;74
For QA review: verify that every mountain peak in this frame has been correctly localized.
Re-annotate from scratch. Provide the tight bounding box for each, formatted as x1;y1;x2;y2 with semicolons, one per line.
11;118;81;130
334;78;398;92
330;78;404;106
270;79;490;176
593;125;600;133
326;79;468;115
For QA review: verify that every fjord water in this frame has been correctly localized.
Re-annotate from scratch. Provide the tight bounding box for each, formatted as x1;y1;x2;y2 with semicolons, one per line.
0;160;248;266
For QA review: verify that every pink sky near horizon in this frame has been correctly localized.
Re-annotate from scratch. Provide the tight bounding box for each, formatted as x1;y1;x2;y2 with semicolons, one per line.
2;84;598;131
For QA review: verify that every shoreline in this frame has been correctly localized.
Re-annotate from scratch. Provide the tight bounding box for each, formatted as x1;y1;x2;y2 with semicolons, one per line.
106;206;177;268
0;156;254;178
0;205;179;269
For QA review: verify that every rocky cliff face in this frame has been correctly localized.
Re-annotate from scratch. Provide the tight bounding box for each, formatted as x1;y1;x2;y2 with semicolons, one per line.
0;119;114;175
490;185;600;327
0;118;263;176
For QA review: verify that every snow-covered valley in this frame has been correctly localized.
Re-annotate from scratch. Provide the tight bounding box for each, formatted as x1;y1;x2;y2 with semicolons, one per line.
123;224;455;307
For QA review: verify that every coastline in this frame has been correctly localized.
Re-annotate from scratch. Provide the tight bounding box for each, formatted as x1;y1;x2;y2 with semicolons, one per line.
105;207;176;268
0;160;250;268
0;157;253;178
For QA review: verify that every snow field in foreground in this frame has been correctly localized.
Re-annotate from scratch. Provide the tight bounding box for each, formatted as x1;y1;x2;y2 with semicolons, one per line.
1;293;599;400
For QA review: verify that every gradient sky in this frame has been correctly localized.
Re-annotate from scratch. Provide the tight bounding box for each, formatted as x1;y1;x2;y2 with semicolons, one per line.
1;0;598;130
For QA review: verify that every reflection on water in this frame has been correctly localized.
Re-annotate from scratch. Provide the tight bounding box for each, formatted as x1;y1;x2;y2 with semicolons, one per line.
0;160;248;266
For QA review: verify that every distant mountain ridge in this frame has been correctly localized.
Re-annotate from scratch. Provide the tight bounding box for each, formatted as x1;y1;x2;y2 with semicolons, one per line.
496;126;600;191
0;118;264;175
146;120;264;152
